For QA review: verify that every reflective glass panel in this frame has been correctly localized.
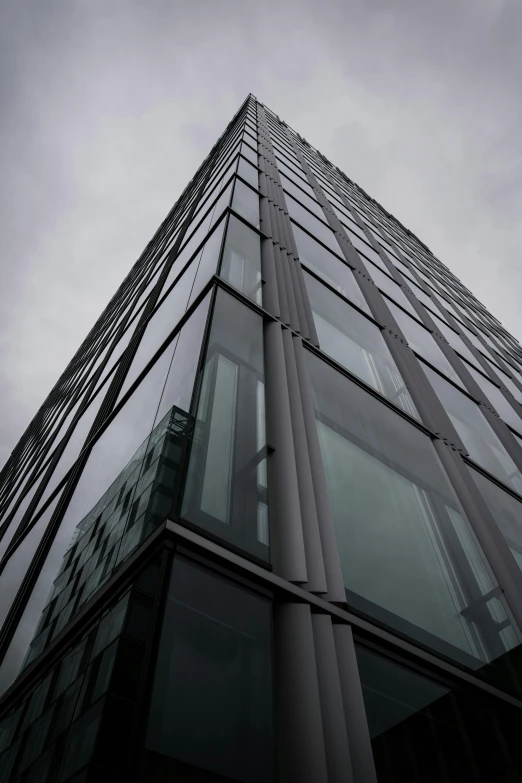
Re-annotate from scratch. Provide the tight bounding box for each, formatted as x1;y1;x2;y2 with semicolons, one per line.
500;371;522;405
279;171;317;203
466;365;522;435
361;261;419;318
388;302;464;387
239;141;257;166
231;180;259;229
117;257;200;402
274;157;309;188
237;156;259;190
187;217;227;307
470;466;522;572
423;364;522;493
0;494;63;694
293;224;370;314
282;180;324;221
307;350;521;669
344;229;389;272
145;557;274;782
304;272;418;419
31;380;112;520
356;645;522;783
182;290;268;560
220;215;262;304
433;316;483;370
287;202;341;255
405;276;447;320
8;298;211;677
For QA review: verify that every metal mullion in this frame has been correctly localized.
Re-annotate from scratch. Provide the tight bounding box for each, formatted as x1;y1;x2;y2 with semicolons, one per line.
281;329;327;593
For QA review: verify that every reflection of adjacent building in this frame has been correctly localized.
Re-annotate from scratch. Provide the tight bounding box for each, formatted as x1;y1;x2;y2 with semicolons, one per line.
23;406;190;669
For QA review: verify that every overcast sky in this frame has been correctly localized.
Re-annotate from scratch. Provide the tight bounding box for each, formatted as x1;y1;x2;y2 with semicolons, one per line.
1;0;522;468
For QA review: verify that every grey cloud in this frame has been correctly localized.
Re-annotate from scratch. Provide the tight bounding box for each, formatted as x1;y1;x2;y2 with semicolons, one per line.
1;0;522;466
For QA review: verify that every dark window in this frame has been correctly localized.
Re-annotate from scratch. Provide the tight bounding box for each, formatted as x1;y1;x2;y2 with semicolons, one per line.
356;645;522;782
145;557;274;782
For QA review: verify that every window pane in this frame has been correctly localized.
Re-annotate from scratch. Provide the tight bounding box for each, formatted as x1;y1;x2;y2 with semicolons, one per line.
434;317;483;370
279;171;318;203
344;229;389;272
145;558;274;782
469;466;522;571
337;212;370;245
388;301;464;387
356;646;522;783
360;260;419;318
501;372;522;405
0;494;63;694
237;156;259;189
0;480;40;561
239;141;257;166
274;157;309;188
117;258;199;402
304;272;418;419
403;275;446;320
307;350;521;669
232;180;259;229
220;215;262;305
31;381;112;521
8;299;211;676
288;202;341;255
187;216;227;307
182;290;268;560
293;224;370;314
423;364;522;492
280;176;324;219
466;365;522;435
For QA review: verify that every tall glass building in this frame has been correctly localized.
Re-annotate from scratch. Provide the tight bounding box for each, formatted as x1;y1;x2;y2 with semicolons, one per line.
1;94;522;781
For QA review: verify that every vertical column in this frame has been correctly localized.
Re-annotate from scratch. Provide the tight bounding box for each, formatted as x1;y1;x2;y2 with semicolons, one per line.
333;624;378;783
274;603;329;783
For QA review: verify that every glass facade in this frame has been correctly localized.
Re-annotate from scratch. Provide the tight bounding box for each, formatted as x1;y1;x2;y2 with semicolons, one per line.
1;94;522;782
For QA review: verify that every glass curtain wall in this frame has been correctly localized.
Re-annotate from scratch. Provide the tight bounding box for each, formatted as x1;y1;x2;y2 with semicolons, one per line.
306;349;521;671
181;289;269;561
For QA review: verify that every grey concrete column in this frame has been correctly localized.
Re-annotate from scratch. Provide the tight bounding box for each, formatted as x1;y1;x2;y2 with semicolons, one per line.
264;320;307;584
273;243;291;326
260;238;280;319
282;328;327;593
293;336;346;602
287;255;309;339
274;603;329;783
293;258;320;346
333;624;378;783
312;614;354;783
280;247;300;333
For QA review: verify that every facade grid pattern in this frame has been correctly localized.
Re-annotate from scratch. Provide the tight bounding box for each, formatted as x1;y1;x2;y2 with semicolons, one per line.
0;94;522;781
